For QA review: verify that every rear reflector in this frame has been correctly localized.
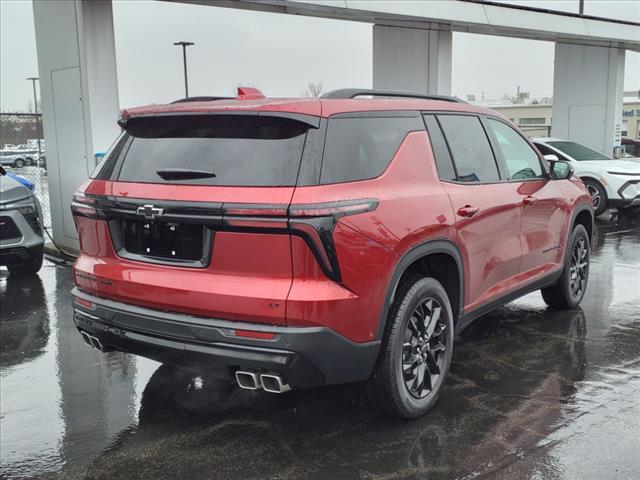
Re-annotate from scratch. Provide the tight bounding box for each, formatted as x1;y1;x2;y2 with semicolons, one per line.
73;297;95;309
233;329;276;340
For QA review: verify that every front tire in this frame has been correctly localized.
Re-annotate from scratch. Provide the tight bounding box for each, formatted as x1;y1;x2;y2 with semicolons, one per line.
583;179;607;216
369;276;454;419
541;224;590;309
14;158;25;169
7;247;44;276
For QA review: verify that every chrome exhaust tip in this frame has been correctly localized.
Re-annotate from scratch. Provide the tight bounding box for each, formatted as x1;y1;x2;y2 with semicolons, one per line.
235;370;262;390
260;373;291;394
89;335;104;352
79;330;93;347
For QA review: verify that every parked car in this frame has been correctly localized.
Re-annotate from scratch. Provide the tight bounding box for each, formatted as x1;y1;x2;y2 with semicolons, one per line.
0;150;32;168
71;88;593;419
37;153;47;170
533;138;640;215
621;138;640;158
0;166;45;275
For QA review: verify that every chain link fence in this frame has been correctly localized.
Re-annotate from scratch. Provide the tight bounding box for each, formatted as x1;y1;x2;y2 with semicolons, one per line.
1;112;51;228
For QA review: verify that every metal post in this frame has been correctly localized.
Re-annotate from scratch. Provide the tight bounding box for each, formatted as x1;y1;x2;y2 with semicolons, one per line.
173;41;194;98
26;77;42;159
579;0;584;15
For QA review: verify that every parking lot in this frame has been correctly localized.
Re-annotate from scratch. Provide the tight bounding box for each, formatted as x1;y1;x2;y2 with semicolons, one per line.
1;210;639;480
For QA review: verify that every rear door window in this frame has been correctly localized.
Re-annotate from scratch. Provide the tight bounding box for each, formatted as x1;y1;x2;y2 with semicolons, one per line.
115;115;311;186
438;115;500;183
320;115;423;184
423;114;457;181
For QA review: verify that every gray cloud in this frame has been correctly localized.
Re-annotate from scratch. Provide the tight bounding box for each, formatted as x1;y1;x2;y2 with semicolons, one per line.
1;0;638;112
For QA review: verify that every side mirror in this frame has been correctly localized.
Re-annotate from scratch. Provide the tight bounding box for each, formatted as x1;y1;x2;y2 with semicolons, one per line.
548;158;574;180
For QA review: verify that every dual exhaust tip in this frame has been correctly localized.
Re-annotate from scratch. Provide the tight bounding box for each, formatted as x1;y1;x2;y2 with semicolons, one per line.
79;330;112;352
235;370;292;394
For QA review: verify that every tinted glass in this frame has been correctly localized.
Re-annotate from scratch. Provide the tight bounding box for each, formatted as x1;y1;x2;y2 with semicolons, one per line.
91;133;127;180
533;142;567;161
487;119;543;180
116;115;310;186
547;141;610;161
423;115;456;181
320;116;423;184
438;115;500;183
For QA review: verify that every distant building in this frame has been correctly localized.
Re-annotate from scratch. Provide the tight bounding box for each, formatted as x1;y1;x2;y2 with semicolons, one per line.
490;101;640;141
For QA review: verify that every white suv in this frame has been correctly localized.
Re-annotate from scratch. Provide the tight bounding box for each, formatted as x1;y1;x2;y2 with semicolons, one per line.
533;138;640;216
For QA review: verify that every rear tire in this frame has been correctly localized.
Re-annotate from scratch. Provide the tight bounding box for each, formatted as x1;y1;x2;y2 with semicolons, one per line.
541;224;590;309
8;247;44;276
583;179;607;216
14;158;25;168
369;276;454;419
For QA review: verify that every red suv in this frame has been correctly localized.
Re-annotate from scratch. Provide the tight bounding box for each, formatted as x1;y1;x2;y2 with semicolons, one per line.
71;88;593;418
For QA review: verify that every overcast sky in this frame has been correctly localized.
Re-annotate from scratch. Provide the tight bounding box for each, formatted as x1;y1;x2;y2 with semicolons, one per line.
1;0;638;111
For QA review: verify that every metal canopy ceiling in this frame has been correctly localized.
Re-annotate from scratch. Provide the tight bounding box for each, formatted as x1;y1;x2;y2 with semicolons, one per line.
162;0;640;52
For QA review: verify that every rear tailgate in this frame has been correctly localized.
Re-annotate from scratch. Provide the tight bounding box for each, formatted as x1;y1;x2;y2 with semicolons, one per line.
73;112;318;325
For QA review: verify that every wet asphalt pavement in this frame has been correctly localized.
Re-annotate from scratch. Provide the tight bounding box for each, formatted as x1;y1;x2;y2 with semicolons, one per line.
1;210;639;480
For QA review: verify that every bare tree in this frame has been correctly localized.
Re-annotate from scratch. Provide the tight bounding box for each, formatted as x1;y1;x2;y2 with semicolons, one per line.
301;82;324;97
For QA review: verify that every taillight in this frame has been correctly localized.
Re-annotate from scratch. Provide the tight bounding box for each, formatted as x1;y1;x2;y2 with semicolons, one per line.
222;198;378;282
288;199;378;218
71;193;99;219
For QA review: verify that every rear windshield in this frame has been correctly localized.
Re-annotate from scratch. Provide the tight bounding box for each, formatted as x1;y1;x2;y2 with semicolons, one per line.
109;115;310;186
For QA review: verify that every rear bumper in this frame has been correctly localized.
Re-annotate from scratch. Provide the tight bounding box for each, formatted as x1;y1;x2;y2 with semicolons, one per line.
71;287;380;388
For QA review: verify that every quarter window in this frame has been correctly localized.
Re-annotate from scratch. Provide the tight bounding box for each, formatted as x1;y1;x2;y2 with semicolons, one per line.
438;115;500;183
320;116;423;184
487;119;544;180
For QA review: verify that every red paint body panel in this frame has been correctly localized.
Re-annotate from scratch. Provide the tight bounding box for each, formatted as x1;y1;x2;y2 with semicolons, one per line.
442;181;523;311
74;218;292;324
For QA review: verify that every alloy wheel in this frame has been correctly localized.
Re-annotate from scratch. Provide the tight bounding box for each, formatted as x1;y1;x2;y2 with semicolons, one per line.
569;236;588;298
402;298;448;399
586;184;601;210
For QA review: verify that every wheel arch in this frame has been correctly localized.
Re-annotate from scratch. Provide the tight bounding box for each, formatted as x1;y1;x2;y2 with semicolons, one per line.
579;175;610;198
376;239;464;340
559;203;594;270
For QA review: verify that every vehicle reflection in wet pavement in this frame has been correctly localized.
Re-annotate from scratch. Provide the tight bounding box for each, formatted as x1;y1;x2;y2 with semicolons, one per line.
1;209;638;480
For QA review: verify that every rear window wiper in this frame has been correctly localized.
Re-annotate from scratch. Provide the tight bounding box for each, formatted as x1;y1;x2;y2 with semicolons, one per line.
156;168;217;180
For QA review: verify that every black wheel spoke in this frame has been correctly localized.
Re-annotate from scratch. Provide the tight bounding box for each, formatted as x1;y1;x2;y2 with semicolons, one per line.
425;304;441;338
425;351;440;375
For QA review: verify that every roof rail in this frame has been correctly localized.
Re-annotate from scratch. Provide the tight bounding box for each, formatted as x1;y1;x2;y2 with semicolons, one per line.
171;96;233;104
321;88;466;103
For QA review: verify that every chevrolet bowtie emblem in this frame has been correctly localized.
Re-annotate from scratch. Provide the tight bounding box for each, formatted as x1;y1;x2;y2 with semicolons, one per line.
136;204;164;220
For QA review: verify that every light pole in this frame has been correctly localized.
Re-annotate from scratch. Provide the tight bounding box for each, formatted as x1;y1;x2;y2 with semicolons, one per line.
26;77;42;159
173;41;194;98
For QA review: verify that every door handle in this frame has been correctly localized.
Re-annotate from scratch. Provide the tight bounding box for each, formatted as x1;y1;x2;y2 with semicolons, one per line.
522;195;537;206
457;205;480;218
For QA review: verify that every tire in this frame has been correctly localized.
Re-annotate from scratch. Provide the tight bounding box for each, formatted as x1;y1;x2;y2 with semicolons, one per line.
583;179;607;216
541;224;590;310
369;276;454;419
8;248;44;276
14;158;25;168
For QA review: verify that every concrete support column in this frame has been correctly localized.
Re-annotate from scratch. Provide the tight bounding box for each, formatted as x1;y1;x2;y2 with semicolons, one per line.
552;43;625;156
373;25;452;95
33;0;120;250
